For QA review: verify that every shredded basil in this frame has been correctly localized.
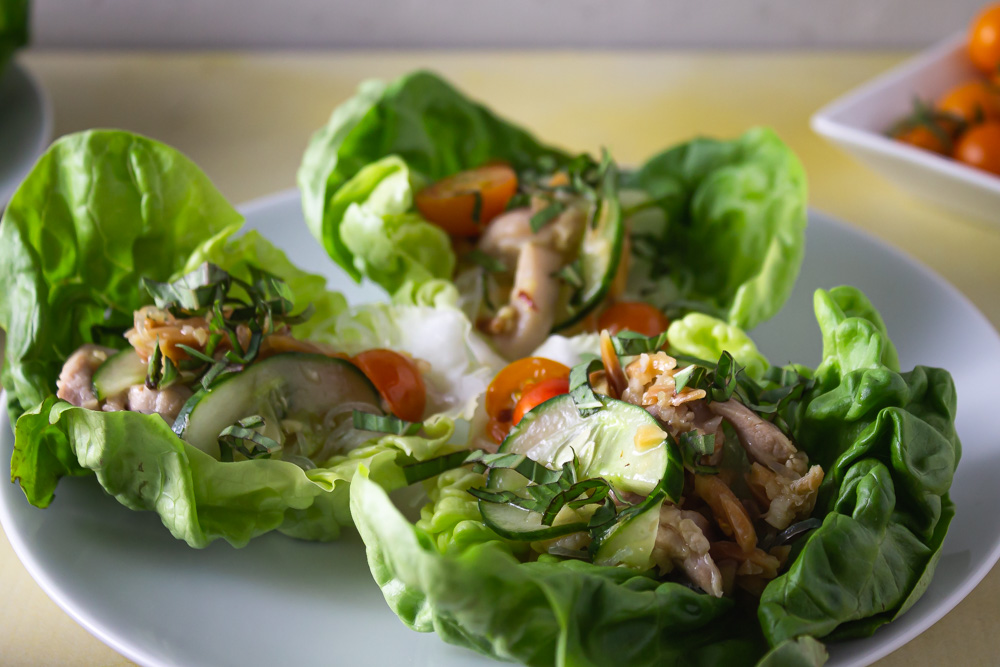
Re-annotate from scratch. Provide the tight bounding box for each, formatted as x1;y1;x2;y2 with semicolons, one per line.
610;330;669;356
568;359;604;416
217;415;281;462
466;249;507;273
529;200;566;233
352;410;422;436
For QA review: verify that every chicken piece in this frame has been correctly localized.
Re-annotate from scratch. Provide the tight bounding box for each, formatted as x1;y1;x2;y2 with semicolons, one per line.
709;399;808;477
56;344;118;410
620;352;714;441
490;243;563;359
747;462;825;529
125;384;194;426
654;505;723;597
477;204;586;267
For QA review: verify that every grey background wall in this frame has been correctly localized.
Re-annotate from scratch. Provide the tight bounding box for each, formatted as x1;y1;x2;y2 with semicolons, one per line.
32;0;984;49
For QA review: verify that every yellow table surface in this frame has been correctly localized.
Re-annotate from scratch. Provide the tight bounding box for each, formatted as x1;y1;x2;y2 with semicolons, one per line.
2;50;999;666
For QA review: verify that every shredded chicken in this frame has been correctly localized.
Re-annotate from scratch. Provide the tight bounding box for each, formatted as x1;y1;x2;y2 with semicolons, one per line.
621;352;716;443
710;398;823;530
489;243;563;359
709;399;808;477
654;505;723;597
747;462;825;529
477;203;585;267
56;344;117;410
125;306;212;363
120;384;194;426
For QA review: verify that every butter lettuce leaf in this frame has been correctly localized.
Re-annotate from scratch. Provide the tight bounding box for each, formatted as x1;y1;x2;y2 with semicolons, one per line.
298;70;567;290
348;286;957;665
758;286;960;643
625;127;807;330
1;129;470;545
0;130;243;421
351;468;769;667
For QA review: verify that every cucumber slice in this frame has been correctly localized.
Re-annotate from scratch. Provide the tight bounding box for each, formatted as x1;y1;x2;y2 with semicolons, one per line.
552;172;624;330
92;349;147;400
172;353;380;459
478;501;589;542
592;498;663;569
499;393;666;497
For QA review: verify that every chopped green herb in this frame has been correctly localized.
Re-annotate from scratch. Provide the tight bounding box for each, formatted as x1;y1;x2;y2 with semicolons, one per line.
217;415;281;462
466;249;507;273
610;330;669;356
529;200;566;233
352;410;422;436
568;359;604;417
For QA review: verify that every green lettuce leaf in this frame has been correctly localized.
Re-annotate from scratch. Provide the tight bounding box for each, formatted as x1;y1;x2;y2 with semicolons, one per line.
348;285;956;665
1;129;468;545
351;468;771;667
12;396;454;545
758;286;960;644
624;127;807;329
297;70;567;289
667;312;770;381
0;130;243;421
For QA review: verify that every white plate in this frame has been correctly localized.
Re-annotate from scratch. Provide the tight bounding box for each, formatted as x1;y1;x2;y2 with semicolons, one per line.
2;190;998;667
0;59;53;207
811;33;1000;227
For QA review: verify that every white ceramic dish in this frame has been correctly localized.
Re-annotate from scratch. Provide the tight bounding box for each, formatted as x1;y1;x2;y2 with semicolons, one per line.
811;33;1000;226
2;189;999;667
0;59;52;207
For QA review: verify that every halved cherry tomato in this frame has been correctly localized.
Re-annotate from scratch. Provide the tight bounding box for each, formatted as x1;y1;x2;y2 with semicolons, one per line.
415;164;518;237
937;80;1000;124
596;301;671;337
954;121;1000;175
512;377;570;426
351;349;426;422
485;357;569;443
970;4;1000;75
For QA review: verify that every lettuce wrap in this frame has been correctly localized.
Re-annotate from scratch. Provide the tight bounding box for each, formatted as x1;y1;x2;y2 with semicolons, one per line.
298;70;807;344
348;285;959;666
0;130;501;547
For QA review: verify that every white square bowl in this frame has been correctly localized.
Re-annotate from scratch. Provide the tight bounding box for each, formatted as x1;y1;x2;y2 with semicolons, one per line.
812;33;1000;226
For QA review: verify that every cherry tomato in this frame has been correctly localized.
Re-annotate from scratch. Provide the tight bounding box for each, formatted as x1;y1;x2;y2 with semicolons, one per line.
485;357;569;443
415;164;518;237
596;301;670;337
511;377;570;426
892;123;952;155
937;80;1000;124
954;121;1000;174
351;349;426;422
970;4;1000;75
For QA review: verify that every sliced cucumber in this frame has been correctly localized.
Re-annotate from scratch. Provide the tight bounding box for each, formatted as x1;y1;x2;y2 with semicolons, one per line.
499;393;666;497
478;501;589;542
592;499;663;570
552;171;624;330
172;353;380;459
92;349;147;400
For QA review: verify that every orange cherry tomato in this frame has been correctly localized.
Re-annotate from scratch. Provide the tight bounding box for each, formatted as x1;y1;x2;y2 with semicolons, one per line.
485;357;570;443
954;121;1000;175
970;4;1000;75
512;377;570;426
937;80;1000;124
415;164;518;237
351;349;427;422
596;301;671;337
